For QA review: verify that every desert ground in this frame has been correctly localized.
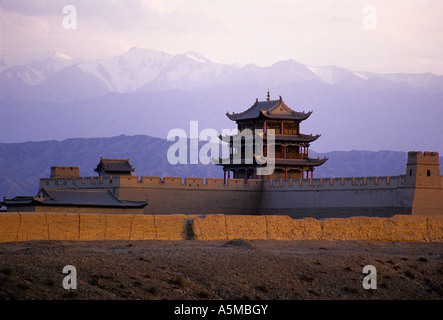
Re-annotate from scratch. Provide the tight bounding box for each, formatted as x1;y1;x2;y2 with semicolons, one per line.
0;239;442;301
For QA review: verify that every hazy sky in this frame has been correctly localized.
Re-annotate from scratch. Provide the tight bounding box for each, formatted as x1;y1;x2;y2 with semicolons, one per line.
1;0;443;74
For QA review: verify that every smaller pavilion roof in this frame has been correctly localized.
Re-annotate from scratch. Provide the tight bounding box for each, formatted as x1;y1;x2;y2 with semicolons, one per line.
2;188;148;209
94;157;135;174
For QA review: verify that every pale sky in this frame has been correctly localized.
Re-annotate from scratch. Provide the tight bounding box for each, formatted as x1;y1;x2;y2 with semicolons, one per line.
1;0;443;74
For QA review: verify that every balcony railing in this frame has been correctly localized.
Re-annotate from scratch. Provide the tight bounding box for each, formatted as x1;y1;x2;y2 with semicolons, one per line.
219;152;308;163
281;152;308;159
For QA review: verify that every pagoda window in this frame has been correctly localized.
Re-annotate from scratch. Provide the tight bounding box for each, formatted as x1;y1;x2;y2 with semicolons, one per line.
275;146;283;158
283;122;298;135
255;122;264;130
266;121;281;134
286;146;303;159
239;122;255;132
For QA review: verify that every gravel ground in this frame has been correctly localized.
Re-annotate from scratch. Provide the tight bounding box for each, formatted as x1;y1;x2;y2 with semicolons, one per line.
0;240;442;300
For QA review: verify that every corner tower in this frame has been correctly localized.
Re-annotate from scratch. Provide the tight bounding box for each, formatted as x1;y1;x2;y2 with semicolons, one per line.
405;151;441;188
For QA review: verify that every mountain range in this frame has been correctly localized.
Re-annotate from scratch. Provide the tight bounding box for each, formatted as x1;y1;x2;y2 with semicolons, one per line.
2;47;443;103
2;134;441;200
0;47;442;183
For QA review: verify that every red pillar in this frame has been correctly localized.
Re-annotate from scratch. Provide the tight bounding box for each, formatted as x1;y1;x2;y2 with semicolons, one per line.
285;168;288;179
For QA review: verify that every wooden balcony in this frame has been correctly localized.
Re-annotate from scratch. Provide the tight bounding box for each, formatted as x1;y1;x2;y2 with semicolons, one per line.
218;152;308;164
274;152;308;159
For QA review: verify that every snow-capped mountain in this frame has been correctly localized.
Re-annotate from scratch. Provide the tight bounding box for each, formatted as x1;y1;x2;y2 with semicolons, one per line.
2;47;442;102
306;65;364;84
77;47;174;92
1;51;77;86
1;47;442;157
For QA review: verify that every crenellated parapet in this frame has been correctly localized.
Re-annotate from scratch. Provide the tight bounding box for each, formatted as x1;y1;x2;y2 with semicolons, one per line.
39;175;120;189
118;176;263;191
263;175;407;191
38;172;430;193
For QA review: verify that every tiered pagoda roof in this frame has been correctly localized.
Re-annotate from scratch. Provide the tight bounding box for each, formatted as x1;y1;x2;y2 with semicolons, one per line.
226;96;312;122
219;92;328;180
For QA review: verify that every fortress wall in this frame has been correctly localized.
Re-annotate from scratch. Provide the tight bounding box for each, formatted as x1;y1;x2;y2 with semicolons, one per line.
191;214;443;242
0;213;188;242
40;176;119;189
259;176;415;218
412;188;443;216
38;174;407;192
259;187;415;218
1;213;441;242
120;176;262;190
263;175;405;191
119;187;263;215
39;174;407;193
116;175;414;217
32;206;145;214
117;177;264;215
206;178;229;187
36;174;441;217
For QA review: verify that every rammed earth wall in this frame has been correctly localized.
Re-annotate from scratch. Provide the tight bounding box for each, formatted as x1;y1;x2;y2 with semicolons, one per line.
0;213;442;242
38;174;442;218
35;152;443;218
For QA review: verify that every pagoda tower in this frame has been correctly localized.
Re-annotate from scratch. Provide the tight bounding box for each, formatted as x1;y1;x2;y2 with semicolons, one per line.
218;92;327;181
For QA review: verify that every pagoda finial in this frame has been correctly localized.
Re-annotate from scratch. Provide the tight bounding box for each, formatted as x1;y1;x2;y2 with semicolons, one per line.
267;90;270;101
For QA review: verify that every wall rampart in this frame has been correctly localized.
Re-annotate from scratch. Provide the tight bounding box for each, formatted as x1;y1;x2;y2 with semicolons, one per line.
35;172;442;217
39;176;119;189
120;176;263;191
39;174;408;192
263;175;405;191
1;213;441;242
